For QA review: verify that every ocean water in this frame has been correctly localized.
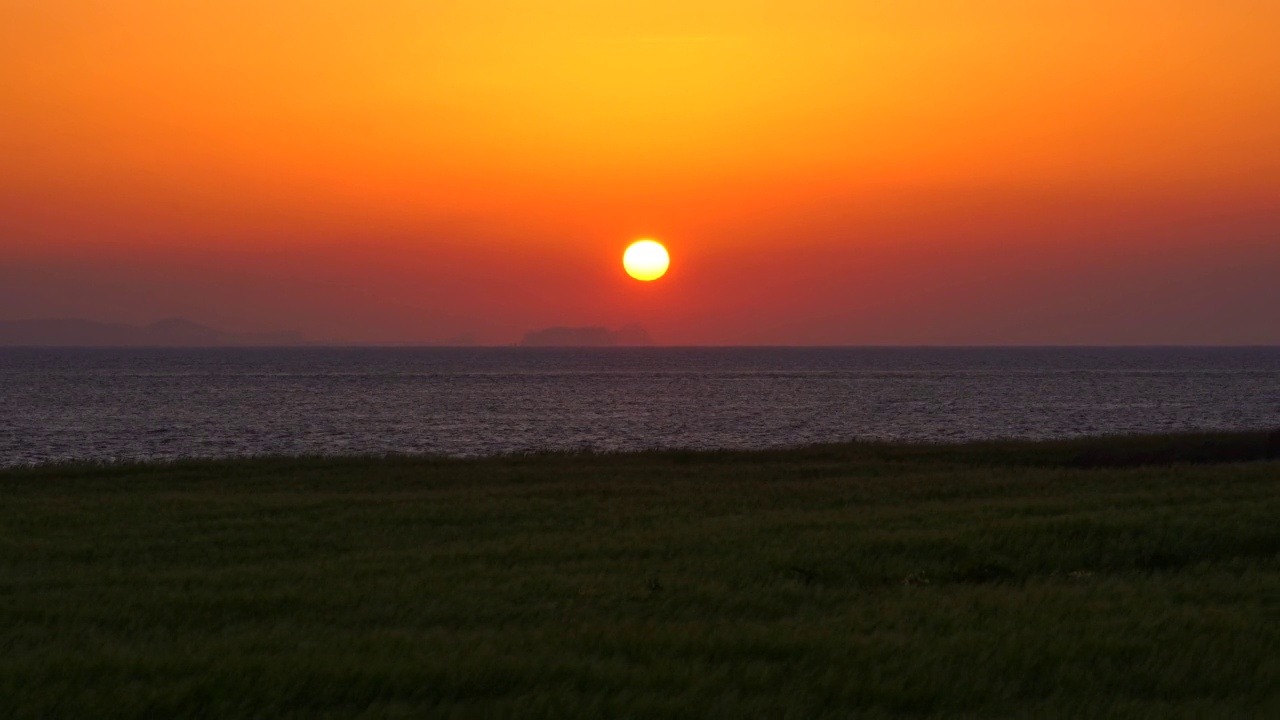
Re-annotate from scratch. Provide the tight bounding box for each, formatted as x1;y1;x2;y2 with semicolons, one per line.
1;347;1278;466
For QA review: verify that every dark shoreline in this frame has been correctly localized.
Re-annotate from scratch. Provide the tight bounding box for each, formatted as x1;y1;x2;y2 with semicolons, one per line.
5;428;1279;474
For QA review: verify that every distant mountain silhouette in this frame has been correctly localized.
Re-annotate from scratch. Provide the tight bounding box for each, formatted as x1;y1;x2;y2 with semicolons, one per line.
0;318;303;347
519;324;653;347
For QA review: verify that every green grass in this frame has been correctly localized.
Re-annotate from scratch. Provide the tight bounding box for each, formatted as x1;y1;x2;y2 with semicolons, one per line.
2;431;1279;718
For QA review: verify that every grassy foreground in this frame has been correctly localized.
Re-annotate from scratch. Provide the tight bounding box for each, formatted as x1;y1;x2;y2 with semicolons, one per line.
2;432;1279;718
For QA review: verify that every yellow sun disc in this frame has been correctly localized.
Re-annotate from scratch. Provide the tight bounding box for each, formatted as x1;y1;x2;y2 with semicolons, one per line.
623;240;669;281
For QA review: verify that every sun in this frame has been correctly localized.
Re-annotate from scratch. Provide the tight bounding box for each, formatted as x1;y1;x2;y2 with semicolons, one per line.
623;240;669;282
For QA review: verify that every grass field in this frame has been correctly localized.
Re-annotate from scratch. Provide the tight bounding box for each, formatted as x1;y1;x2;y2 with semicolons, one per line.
2;432;1278;718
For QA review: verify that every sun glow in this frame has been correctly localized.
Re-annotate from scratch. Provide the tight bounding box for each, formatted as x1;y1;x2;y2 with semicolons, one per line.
623;240;670;282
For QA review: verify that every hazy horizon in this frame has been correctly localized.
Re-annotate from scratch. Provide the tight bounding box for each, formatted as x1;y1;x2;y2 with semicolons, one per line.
3;315;1280;349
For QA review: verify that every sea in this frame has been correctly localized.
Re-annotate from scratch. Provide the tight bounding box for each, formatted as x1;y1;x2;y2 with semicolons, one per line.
2;347;1278;466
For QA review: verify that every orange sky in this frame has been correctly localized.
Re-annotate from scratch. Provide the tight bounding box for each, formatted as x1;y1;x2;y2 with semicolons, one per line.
2;1;1278;344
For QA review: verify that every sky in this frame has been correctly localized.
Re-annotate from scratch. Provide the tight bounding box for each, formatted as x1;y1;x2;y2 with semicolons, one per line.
2;0;1278;344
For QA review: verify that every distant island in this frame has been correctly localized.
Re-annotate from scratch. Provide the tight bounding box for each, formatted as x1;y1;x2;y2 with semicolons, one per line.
519;324;653;347
0;318;303;347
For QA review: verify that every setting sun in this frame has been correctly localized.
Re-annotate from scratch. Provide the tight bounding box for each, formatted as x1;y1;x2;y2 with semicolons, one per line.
623;240;670;282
